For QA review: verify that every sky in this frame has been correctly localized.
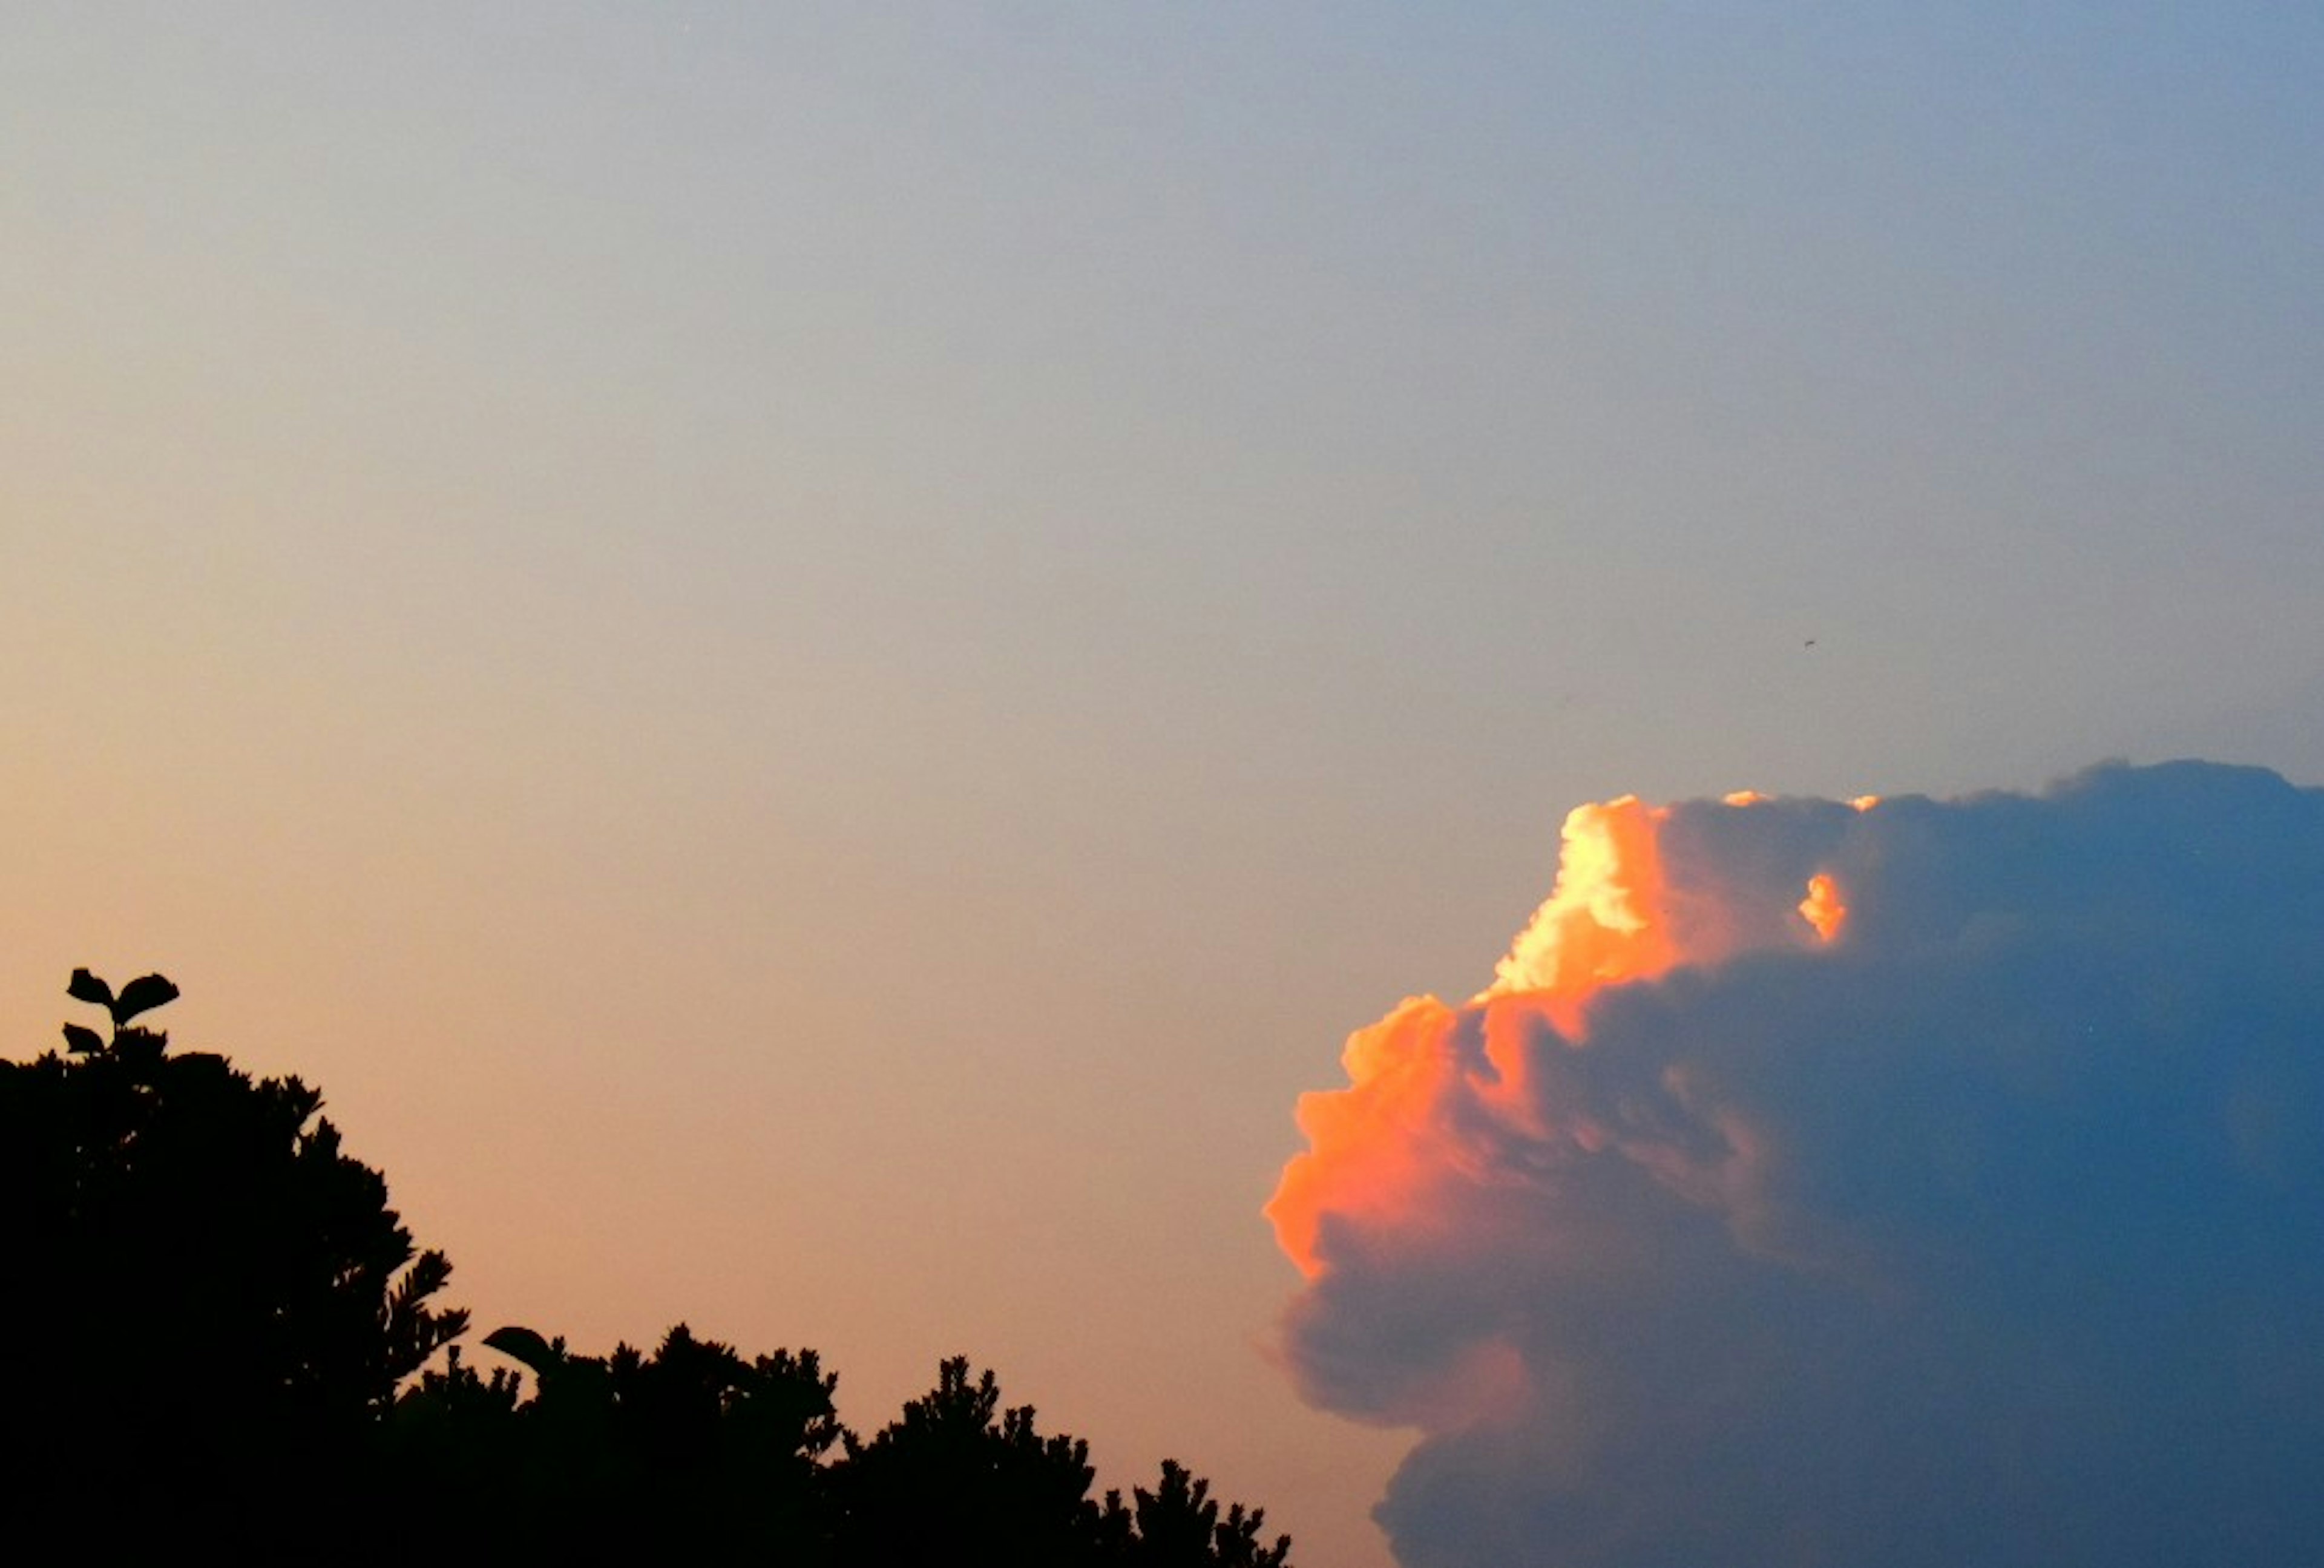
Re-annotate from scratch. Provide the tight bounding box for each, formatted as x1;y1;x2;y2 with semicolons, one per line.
4;6;2321;1564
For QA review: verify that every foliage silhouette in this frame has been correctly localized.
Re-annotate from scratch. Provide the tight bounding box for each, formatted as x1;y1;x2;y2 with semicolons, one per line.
383;1324;842;1560
3;970;1295;1566
833;1355;1110;1567
830;1357;1293;1568
0;969;465;1554
1106;1460;1295;1568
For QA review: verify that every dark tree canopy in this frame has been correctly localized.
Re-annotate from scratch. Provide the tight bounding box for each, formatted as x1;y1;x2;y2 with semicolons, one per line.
830;1357;1293;1568
381;1324;843;1560
0;971;465;1552
1;971;1293;1566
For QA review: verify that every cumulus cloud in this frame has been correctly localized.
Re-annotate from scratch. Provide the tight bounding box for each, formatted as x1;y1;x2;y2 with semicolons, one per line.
1268;761;2324;1568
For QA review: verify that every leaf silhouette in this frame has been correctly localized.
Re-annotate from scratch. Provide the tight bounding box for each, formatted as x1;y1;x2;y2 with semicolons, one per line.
67;968;113;1008
484;1325;562;1376
61;1022;104;1055
111;974;180;1026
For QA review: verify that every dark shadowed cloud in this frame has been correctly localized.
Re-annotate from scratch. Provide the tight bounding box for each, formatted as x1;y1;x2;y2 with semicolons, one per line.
1272;761;2324;1567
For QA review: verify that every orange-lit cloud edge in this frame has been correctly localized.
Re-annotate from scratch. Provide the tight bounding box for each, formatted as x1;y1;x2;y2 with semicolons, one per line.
1265;790;1871;1278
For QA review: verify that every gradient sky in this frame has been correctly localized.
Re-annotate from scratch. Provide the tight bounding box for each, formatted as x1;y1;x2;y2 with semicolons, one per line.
5;7;2321;1564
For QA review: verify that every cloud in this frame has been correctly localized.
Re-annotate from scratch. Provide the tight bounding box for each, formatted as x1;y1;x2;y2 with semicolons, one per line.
1267;761;2324;1567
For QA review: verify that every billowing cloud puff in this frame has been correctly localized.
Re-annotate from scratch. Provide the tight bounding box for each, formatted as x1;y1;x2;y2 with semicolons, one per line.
1268;761;2324;1568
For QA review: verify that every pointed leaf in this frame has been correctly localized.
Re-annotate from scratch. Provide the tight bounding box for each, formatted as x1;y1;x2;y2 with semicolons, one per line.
67;968;113;1008
110;974;180;1026
484;1325;562;1376
61;1022;104;1055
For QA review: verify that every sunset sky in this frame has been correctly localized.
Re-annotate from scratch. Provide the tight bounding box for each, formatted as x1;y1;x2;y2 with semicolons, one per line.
6;7;2322;1564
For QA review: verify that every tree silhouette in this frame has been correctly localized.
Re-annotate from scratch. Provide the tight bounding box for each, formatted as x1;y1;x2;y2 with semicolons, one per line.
1103;1459;1295;1568
384;1323;842;1560
833;1356;1111;1567
382;1344;1295;1564
0;969;465;1553
2;971;1297;1566
831;1357;1294;1568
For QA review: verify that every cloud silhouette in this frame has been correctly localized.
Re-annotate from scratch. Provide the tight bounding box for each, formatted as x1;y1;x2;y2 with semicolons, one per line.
1269;761;2324;1568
